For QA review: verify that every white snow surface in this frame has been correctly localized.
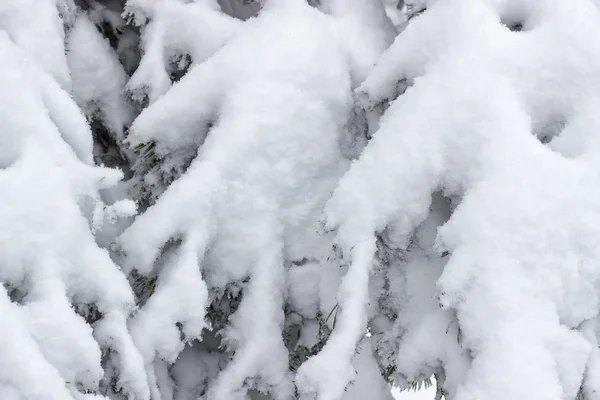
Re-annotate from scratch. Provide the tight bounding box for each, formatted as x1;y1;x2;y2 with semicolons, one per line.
119;0;394;398
124;0;241;104
316;0;600;399
0;18;148;400
5;0;600;399
0;0;74;90
67;12;135;140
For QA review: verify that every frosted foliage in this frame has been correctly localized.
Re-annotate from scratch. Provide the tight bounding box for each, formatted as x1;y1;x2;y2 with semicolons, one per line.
382;0;407;31
342;340;395;400
0;28;147;400
67;12;134;140
84;0;141;76
8;0;600;399
315;0;600;399
124;0;241;105
0;0;73;89
318;0;397;85
118;0;394;398
367;193;469;399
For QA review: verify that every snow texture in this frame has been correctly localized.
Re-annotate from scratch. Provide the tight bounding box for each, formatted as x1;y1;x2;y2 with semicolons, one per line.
124;0;241;105
0;0;74;90
67;12;134;141
119;0;394;398
6;0;600;399
0;4;148;399
314;0;600;399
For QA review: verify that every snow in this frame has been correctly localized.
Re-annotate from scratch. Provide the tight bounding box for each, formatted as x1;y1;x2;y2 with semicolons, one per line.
343;339;395;400
67;12;134;141
319;0;398;85
0;0;73;89
0;288;74;400
124;0;241;104
0;24;147;400
119;0;394;398
5;0;600;398
316;0;600;398
394;385;436;400
130;244;208;363
382;0;407;30
120;2;349;394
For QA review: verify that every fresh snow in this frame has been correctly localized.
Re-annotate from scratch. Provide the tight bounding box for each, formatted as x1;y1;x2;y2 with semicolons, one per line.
119;0;394;398
67;12;134;142
0;27;147;399
3;0;600;399
318;0;600;399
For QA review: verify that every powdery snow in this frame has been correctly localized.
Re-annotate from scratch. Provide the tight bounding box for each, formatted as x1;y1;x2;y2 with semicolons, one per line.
67;12;135;141
314;0;600;399
0;0;74;89
119;0;394;398
124;0;241;105
0;25;147;400
5;0;600;399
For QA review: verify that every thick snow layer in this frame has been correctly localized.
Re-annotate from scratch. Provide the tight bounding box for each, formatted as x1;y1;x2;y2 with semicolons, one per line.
124;0;241;104
318;0;600;399
0;0;73;89
343;339;395;400
318;0;397;85
14;0;600;398
368;193;469;399
67;12;134;140
119;0;395;398
0;31;148;400
85;0;141;76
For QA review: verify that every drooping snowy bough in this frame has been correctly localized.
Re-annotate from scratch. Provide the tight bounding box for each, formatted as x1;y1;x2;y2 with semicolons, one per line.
118;0;396;398
302;0;600;399
123;0;241;106
6;0;600;399
0;3;147;399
